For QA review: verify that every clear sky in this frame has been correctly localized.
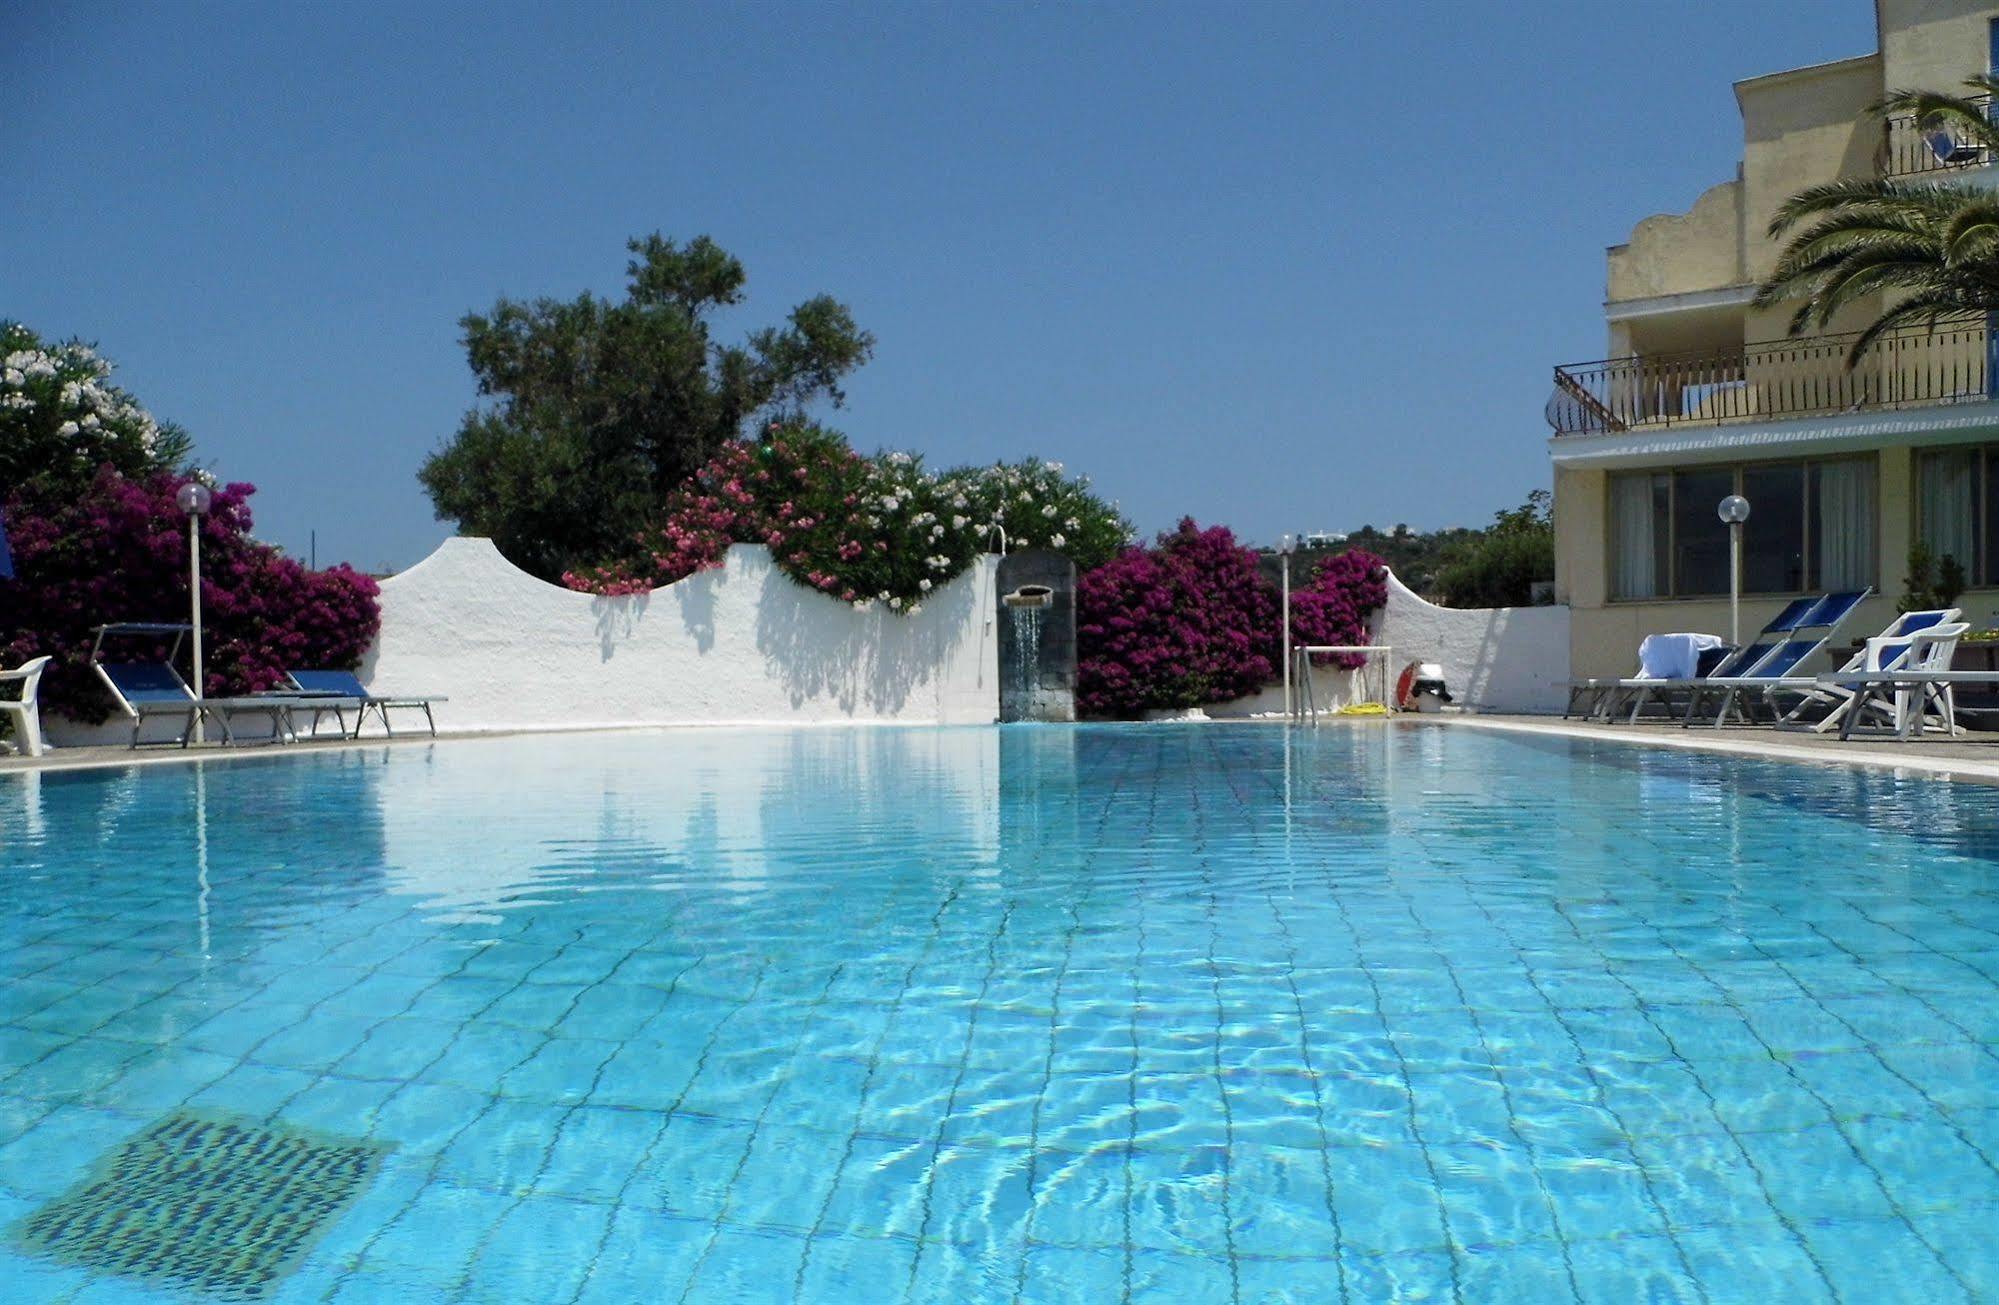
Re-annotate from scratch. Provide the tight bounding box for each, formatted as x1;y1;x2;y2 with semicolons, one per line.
4;1;1880;571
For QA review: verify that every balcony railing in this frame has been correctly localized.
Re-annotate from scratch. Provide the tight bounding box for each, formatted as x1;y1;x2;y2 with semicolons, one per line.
1549;318;1995;436
1881;95;1995;178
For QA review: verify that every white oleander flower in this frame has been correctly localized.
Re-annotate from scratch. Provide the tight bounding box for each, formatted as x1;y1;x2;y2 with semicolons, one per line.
878;590;891;601
919;578;932;591
1066;517;1079;529
80;412;99;428
59;381;82;406
853;600;871;611
880;496;900;512
1;392;31;410
2;369;21;386
908;603;922;614
1052;533;1067;549
1042;504;1057;518
56;420;80;436
929;525;944;539
952;515;968;529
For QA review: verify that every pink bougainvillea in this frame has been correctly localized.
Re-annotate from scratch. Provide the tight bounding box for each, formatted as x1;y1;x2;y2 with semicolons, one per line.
1290;548;1389;670
559;426;1131;614
0;468;380;723
561;428;981;613
1076;524;1388;719
1075;519;1279;717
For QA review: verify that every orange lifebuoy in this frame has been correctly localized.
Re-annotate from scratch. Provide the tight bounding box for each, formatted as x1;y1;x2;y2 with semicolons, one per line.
1395;661;1419;710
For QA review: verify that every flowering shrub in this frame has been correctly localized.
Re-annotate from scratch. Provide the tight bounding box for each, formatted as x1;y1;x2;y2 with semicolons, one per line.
936;458;1129;571
1075;519;1279;716
0;322;191;492
0;470;380;723
562;427;1131;612
1290;549;1389;669
1076;526;1389;718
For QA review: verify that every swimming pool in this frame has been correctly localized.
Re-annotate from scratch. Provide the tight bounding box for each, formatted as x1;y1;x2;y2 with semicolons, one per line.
3;724;1998;1302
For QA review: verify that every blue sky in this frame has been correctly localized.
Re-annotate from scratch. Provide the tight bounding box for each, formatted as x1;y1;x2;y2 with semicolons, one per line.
5;1;1878;571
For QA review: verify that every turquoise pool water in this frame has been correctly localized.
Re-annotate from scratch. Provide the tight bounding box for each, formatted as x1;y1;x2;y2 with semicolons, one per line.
3;724;1999;1302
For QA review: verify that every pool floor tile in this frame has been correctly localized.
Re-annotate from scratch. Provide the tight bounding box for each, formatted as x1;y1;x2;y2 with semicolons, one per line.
11;726;1999;1301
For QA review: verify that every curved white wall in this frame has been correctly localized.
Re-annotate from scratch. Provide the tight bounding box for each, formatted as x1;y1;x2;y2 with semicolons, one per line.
1210;570;1571;717
1374;571;1570;714
360;538;999;732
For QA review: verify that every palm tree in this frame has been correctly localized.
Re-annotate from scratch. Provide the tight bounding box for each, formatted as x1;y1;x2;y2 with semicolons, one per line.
1755;73;1999;365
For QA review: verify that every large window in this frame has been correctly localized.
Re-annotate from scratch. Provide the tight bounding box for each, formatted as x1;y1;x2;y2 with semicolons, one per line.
1917;444;1999;586
1609;458;1876;600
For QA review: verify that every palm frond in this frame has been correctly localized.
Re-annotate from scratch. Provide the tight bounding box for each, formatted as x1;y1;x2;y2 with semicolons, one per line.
1877;73;1999;149
1844;287;1983;364
1764;179;1967;238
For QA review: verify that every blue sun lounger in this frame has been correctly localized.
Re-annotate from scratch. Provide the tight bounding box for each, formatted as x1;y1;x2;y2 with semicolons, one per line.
1665;589;1873;726
90;624;295;748
1581;594;1839;723
280;669;446;737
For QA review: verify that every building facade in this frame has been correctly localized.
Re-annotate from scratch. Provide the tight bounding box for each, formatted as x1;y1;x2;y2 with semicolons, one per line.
1552;0;1999;678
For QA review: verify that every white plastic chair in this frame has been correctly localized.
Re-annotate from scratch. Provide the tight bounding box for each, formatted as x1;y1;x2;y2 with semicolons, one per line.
1863;621;1969;738
0;656;52;758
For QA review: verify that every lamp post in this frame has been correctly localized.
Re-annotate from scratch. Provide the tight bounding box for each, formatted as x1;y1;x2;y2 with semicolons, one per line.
1718;494;1751;647
177;482;213;743
1278;533;1298;718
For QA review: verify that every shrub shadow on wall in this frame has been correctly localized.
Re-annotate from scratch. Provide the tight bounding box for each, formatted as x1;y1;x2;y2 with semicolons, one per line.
752;553;982;715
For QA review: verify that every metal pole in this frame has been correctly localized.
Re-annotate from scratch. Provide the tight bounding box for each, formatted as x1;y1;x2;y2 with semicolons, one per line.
1729;522;1742;647
189;513;205;744
1281;552;1292;719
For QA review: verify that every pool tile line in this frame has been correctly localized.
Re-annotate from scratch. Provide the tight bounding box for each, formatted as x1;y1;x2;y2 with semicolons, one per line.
1009;740;1137;1305
563;951;736;1304
1612;823;1999;1288
790;880;968;1297
1193;758;1246;1305
689;858;922;1304
458;940;718;1300
1412;833;1713;1303
901;901;1018;1296
1494;872;1882;1301
1387;893;1586;1303
321;930;624;1301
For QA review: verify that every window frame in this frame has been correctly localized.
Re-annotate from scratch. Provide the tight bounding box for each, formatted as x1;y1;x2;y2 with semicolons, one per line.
1606;454;1878;602
1914;442;1999;589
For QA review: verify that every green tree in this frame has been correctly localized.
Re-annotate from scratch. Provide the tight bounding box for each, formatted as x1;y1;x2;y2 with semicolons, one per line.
418;234;875;578
1430;490;1555;607
1755;74;1999;362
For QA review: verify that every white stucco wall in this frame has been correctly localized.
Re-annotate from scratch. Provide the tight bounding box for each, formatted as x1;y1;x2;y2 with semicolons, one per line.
357;538;999;733
1208;570;1572;718
1374;571;1570;714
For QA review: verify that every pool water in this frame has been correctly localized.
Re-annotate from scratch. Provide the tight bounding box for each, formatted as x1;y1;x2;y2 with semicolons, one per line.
3;724;1999;1302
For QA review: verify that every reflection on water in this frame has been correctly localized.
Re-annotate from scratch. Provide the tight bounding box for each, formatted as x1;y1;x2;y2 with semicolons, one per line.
6;726;1999;1302
370;729;1002;923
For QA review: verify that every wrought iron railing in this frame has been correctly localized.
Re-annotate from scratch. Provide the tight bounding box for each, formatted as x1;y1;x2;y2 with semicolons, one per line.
1549;318;1994;435
1881;95;1995;178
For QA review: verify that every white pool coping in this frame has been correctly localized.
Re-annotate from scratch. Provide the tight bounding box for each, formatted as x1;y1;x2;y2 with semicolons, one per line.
9;713;1999;787
1437;714;1999;785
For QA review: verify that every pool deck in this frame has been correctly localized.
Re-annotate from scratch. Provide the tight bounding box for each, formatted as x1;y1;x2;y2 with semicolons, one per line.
1437;713;1999;785
9;712;1999;783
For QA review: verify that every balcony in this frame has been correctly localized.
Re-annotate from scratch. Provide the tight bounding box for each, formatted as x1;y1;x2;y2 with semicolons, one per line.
1881;95;1994;178
1549;318;1993;436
